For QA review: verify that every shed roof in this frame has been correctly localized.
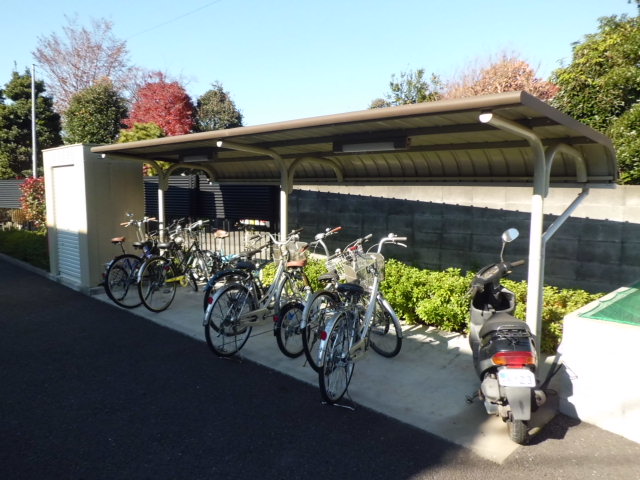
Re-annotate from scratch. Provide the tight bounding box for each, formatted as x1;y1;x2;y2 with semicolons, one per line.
92;91;618;188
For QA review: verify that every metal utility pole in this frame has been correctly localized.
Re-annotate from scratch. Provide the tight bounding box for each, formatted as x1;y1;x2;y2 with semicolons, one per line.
31;64;37;178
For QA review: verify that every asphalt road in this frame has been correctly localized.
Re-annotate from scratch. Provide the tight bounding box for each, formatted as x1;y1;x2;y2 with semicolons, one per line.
1;257;639;480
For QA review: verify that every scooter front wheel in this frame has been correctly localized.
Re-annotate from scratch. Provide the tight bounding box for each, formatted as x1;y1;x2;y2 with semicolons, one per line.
507;419;529;445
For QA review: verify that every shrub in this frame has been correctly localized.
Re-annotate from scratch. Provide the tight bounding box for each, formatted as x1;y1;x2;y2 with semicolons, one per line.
19;177;46;228
381;259;601;354
257;254;601;354
0;229;49;270
261;256;326;292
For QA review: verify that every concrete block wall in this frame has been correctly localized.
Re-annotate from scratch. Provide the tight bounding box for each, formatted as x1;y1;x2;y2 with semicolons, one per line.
289;185;640;293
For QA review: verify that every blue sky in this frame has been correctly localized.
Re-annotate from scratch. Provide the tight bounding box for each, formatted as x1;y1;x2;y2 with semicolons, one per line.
2;0;637;126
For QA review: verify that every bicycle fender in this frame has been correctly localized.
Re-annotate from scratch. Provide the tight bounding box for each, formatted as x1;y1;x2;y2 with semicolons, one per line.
377;295;403;339
316;311;342;366
204;268;250;292
202;283;236;326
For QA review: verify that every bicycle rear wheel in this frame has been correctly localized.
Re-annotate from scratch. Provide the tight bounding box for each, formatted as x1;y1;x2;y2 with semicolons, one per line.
204;283;254;357
302;290;339;372
104;254;142;308
319;311;355;404
138;257;177;312
274;301;304;358
369;296;402;358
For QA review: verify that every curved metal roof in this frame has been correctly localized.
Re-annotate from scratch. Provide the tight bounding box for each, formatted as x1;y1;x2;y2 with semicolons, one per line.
92;90;618;188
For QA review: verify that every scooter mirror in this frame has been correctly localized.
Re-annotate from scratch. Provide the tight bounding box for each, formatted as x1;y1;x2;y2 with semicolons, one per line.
501;228;519;243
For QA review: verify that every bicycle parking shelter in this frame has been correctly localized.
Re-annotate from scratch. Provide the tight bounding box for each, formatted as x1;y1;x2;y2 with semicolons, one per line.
92;90;618;351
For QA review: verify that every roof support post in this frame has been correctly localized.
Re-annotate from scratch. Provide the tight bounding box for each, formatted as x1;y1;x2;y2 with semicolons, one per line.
479;113;548;351
480;113;592;356
216;141;289;240
156;168;170;241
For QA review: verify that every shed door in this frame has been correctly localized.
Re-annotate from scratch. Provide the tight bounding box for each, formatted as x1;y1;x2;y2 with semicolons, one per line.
52;165;81;283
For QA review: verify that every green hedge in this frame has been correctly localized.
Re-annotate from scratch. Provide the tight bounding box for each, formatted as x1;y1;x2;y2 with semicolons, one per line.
290;257;601;354
381;259;602;354
0;229;50;271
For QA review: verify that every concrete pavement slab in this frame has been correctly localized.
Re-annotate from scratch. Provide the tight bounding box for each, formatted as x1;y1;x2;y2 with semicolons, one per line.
92;286;555;464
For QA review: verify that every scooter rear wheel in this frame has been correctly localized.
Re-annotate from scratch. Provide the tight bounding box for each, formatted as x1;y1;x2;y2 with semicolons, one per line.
507;419;529;445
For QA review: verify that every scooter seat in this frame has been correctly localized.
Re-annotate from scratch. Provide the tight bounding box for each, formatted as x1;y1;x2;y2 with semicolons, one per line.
479;312;531;339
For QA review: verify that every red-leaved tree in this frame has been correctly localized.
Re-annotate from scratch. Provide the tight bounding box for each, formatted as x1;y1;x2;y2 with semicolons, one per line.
124;73;195;136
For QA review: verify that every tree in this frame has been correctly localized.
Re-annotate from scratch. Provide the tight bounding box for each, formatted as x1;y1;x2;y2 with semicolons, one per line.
0;70;62;178
33;16;137;112
370;69;443;108
118;122;165;143
550;15;640;132
608;104;640;184
550;15;640;183
125;73;195;136
195;82;243;131
118;122;166;175
444;54;558;101
64;79;128;144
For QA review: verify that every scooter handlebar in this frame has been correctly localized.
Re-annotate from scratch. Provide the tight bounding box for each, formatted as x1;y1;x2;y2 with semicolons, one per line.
510;259;526;267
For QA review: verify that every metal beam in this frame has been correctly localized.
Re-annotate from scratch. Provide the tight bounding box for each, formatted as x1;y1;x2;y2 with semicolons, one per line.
479;113;593;354
479;112;548;350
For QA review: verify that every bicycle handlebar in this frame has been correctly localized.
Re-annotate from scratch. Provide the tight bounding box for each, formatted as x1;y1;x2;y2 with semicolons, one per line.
372;233;409;253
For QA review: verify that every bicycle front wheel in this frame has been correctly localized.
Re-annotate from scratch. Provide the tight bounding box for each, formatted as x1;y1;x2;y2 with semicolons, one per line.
188;251;211;284
202;270;251;312
275;301;304;358
204;283;254;357
104;254;142;308
302;290;339;372
319;311;355;404
369;296;402;358
275;268;309;309
138;257;177;312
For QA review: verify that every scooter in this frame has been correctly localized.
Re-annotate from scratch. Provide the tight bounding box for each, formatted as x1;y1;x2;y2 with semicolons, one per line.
467;228;546;444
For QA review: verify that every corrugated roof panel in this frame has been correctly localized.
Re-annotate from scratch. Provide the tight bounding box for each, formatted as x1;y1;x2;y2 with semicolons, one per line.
91;91;617;187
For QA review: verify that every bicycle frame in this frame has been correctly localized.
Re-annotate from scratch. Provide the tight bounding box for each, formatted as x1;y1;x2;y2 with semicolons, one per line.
203;230;310;329
318;234;406;365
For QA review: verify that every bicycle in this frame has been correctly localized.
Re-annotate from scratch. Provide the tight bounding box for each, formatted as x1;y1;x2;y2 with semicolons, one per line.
202;229;311;358
317;233;407;404
200;224;275;312
136;219;216;312
301;230;373;372
102;214;159;309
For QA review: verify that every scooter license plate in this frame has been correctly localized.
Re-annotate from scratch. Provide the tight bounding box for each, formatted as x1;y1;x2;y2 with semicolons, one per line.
498;368;536;387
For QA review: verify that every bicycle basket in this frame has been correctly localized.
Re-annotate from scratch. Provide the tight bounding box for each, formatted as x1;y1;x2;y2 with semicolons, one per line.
273;240;308;263
287;240;308;262
326;252;348;280
343;252;385;290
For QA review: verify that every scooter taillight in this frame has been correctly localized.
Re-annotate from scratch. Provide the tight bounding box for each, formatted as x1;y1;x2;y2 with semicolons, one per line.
492;351;536;367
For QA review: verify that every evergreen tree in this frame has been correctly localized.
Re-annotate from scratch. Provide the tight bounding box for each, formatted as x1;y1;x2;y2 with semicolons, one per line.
64;79;128;144
551;15;640;132
196;82;243;131
551;15;640;183
370;69;442;108
0;70;61;178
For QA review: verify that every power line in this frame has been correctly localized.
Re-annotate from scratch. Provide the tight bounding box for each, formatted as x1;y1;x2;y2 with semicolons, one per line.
126;0;223;40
